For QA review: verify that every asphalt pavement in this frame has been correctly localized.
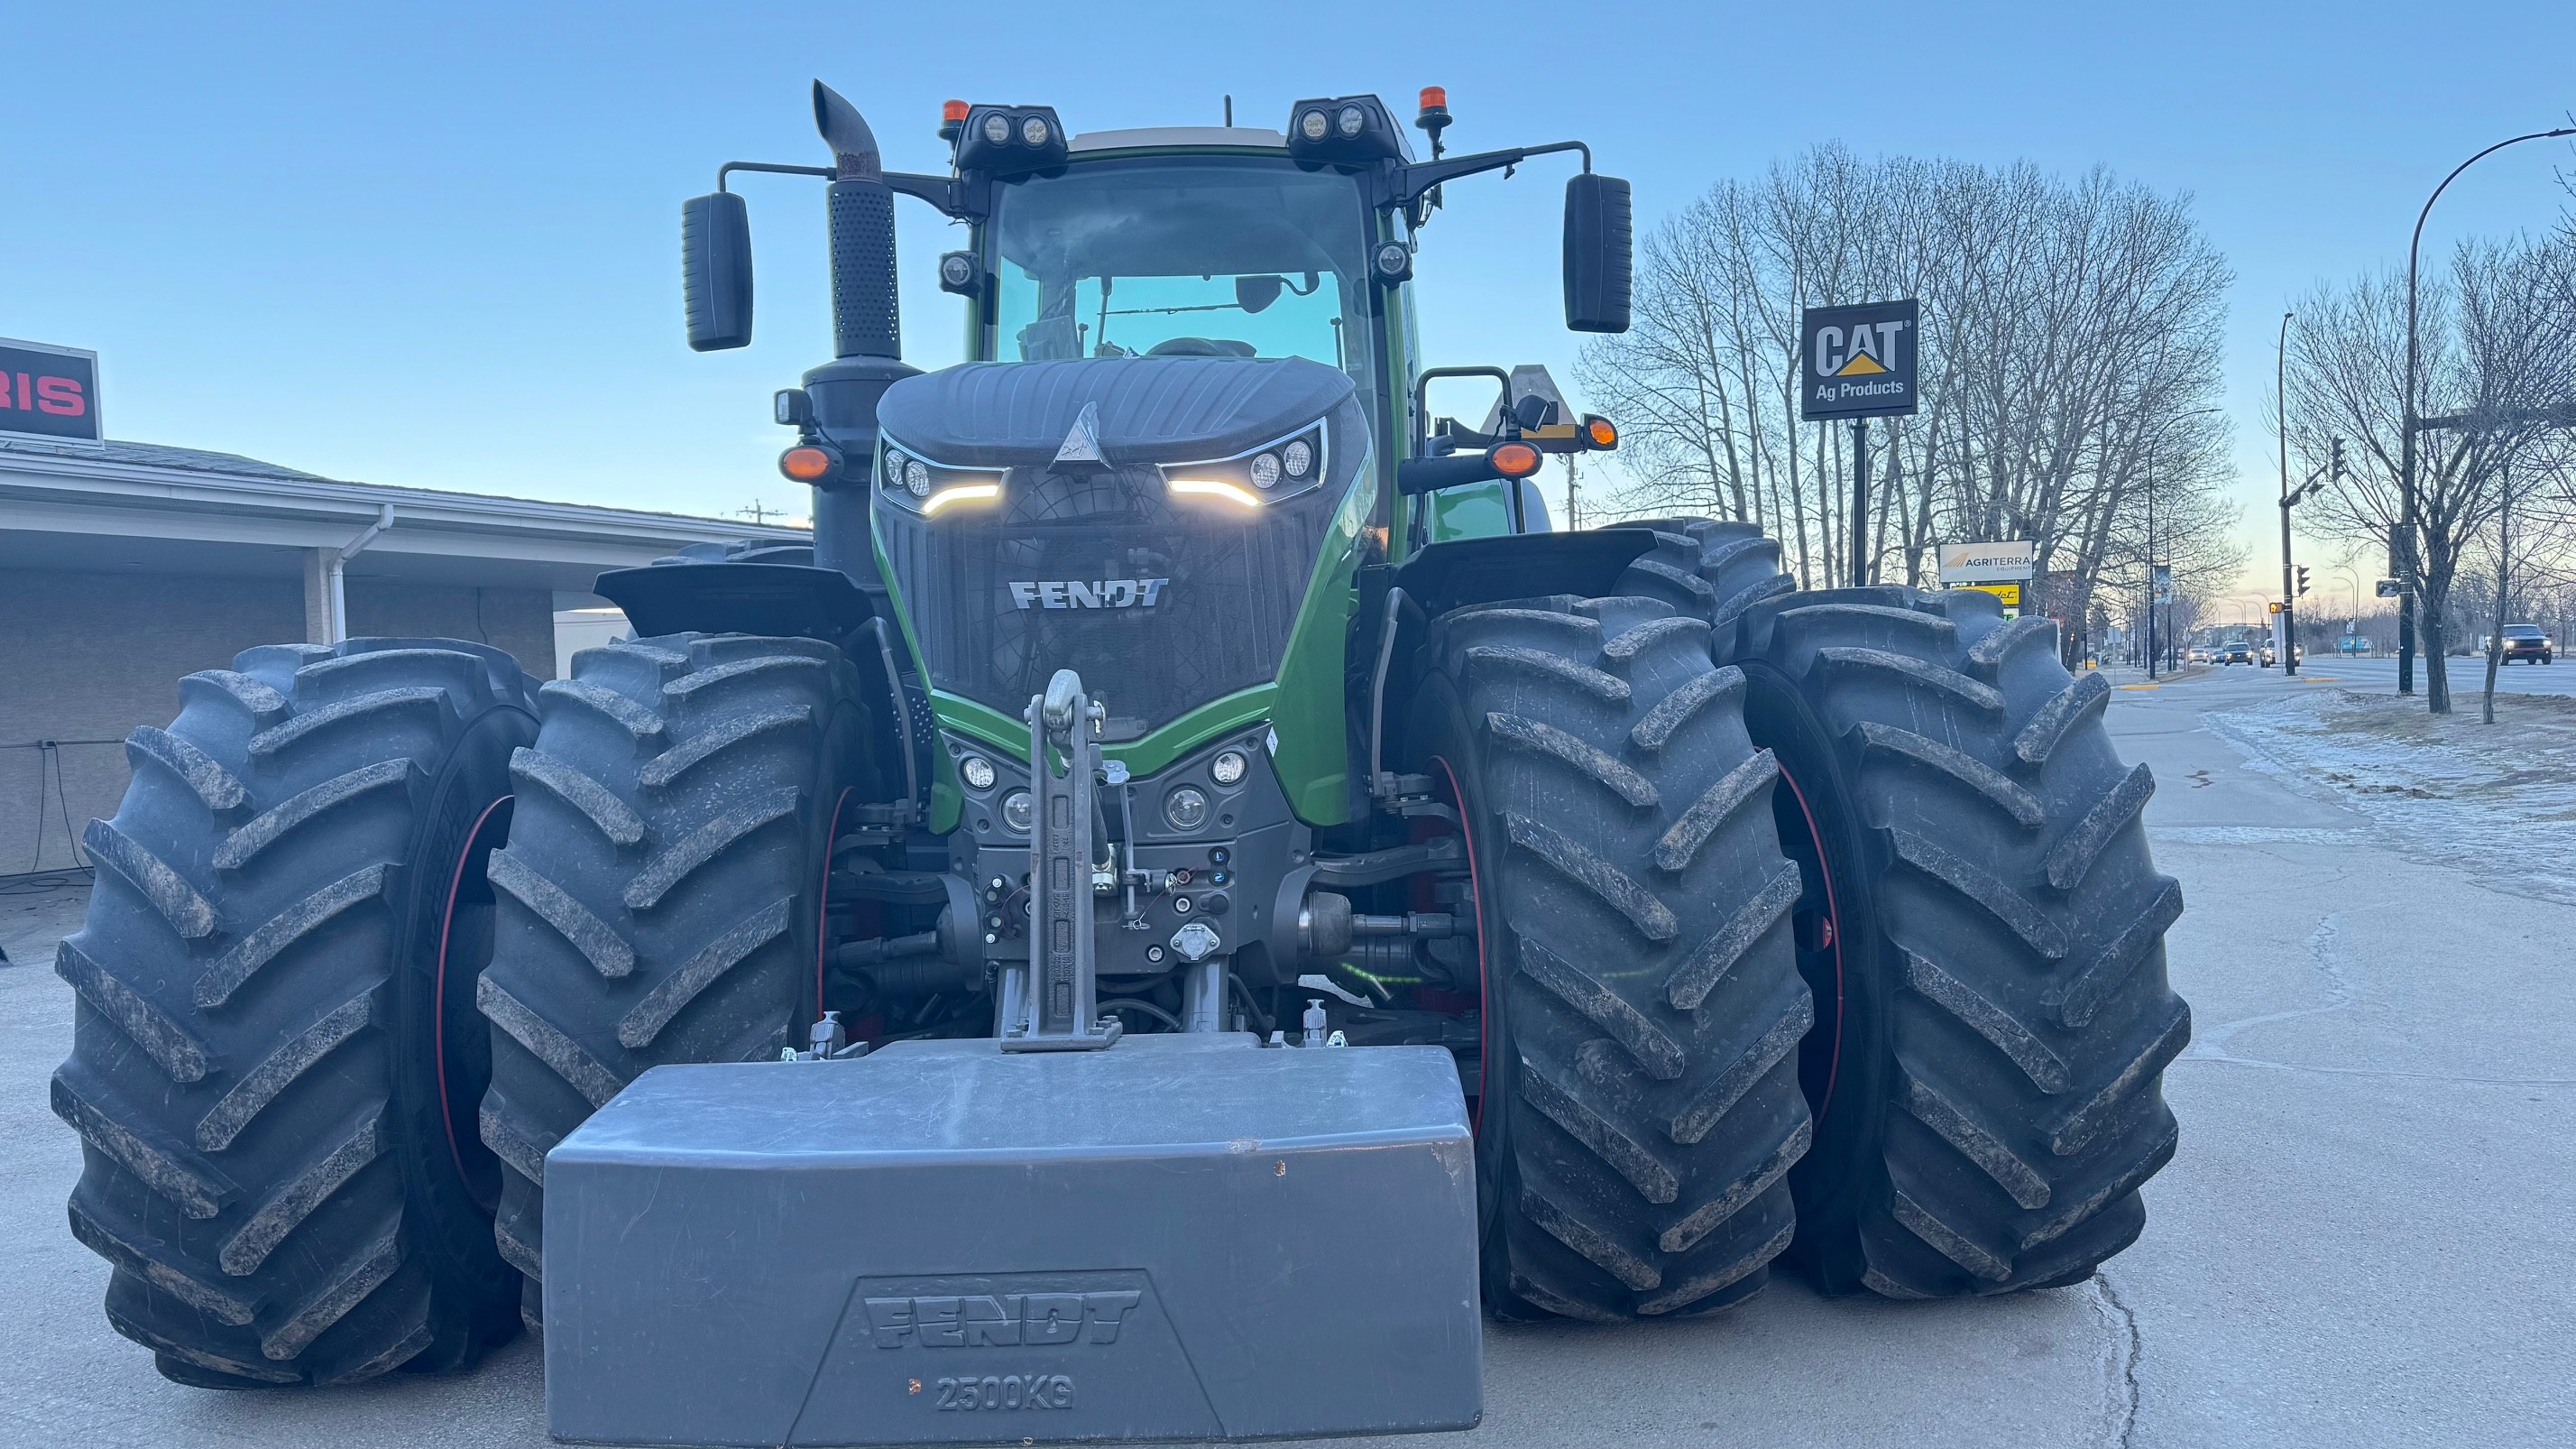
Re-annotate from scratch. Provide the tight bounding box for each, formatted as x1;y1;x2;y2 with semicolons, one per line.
3;662;2570;1448
2194;652;2572;697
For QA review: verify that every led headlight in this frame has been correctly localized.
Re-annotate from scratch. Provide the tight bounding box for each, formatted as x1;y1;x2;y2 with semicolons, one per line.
981;113;1011;144
1020;115;1051;146
960;755;997;791
1298;108;1330;141
880;438;1004;515
1161;420;1329;508
1164;786;1210;832
999;789;1034;833
1210;751;1247;786
1336;104;1366;137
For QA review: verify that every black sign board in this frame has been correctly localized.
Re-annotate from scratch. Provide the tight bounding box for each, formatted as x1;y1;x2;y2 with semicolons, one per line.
0;338;103;445
1800;300;1918;420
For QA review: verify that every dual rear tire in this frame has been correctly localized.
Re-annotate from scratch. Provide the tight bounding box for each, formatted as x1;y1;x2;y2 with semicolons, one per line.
1605;523;2187;1298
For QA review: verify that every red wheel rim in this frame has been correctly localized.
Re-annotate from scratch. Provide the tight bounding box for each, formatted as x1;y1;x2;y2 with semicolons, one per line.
434;794;511;1198
1771;761;1846;1123
1429;756;1491;1139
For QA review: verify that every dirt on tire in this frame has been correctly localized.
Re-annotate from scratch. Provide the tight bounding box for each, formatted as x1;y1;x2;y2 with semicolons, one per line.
54;638;535;1386
1404;593;1813;1319
474;632;878;1331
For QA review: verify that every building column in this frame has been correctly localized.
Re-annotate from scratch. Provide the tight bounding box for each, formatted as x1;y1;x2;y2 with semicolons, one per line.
302;548;336;644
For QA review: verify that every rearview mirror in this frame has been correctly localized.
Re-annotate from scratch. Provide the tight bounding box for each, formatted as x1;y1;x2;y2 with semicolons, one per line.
1236;274;1285;314
683;191;754;351
1562;173;1633;334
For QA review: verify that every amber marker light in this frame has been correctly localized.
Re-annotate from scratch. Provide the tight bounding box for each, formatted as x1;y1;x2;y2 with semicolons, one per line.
1489;441;1541;478
779;445;838;483
1584;415;1618;448
920;482;1002;515
1168;478;1265;509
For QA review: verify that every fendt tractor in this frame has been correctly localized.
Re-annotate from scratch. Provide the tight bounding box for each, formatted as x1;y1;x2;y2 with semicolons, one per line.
55;82;2188;1445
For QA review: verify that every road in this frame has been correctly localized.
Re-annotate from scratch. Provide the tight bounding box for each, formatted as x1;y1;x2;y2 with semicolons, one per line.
4;662;2571;1447
2196;653;2572;697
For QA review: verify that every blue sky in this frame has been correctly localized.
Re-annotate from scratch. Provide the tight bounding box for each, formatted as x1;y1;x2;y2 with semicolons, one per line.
5;1;2571;595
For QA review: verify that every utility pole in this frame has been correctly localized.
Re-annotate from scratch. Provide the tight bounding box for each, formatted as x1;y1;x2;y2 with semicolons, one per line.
2144;435;2157;680
2397;126;2575;698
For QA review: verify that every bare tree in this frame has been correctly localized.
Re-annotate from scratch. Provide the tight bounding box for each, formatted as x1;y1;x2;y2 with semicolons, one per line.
1580;145;2238;660
2287;235;2576;713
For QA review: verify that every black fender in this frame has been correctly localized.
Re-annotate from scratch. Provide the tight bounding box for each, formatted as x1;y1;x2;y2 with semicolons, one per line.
1384;526;1659;618
593;560;876;642
1337;526;1661;825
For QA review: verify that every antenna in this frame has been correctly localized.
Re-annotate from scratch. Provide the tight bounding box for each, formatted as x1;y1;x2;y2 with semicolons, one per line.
1223;95;1233;127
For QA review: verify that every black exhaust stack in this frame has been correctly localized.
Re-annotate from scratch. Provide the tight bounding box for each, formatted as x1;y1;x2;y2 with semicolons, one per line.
814;82;902;361
803;80;919;592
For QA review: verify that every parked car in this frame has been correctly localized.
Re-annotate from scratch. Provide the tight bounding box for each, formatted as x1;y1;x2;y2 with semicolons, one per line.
2500;623;2554;664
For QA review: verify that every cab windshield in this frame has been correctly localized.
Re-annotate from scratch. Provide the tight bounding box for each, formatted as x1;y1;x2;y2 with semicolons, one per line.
988;156;1375;387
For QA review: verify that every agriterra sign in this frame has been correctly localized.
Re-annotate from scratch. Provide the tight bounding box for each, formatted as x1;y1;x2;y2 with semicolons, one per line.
0;338;101;445
1800;300;1918;420
1937;540;2036;583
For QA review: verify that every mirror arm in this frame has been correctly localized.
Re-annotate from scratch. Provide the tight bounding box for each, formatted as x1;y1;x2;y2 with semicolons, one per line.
715;160;836;191
712;162;978;221
886;171;981;221
1390;140;1591;208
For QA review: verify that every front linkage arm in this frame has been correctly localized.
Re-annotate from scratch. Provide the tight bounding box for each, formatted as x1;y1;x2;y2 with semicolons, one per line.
1000;669;1122;1051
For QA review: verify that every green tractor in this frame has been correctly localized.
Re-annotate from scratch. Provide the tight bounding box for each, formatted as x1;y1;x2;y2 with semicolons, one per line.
54;82;2185;1441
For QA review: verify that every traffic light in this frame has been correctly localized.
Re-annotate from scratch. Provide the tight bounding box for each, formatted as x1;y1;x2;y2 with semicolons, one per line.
2295;566;2311;597
2268;600;2282;614
2330;436;2347;481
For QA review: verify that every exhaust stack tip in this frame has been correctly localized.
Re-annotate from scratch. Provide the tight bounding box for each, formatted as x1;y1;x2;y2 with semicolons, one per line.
812;80;881;182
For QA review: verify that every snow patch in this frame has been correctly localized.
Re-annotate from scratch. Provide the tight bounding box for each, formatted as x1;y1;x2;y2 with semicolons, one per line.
2205;690;2576;907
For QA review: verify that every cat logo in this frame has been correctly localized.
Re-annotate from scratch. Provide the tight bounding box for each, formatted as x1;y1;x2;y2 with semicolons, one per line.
1800;300;1920;420
1815;321;1903;377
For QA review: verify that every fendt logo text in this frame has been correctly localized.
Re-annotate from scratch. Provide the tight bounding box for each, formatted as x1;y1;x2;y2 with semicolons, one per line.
864;1291;1144;1349
1009;579;1169;610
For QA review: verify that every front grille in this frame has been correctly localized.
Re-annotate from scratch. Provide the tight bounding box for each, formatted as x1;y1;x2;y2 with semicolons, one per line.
879;462;1345;740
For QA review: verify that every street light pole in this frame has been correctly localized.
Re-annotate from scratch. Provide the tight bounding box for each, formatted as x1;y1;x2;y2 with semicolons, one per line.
2278;310;2299;676
2398;126;2576;699
2140;405;2221;679
2145;436;2157;679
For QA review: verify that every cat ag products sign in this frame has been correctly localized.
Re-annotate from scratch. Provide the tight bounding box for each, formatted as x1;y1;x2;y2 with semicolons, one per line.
1801;300;1918;420
0;338;101;446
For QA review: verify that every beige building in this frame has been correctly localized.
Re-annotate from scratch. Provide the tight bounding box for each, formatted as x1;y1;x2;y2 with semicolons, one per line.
1;436;798;875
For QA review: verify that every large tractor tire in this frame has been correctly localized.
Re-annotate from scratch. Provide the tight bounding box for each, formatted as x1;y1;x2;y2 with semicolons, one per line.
1615;519;1796;636
1722;586;2187;1297
1404;594;1814;1320
475;633;875;1330
53;639;536;1387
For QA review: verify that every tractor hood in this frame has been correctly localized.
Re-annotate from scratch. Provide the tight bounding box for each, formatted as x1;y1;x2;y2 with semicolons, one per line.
869;354;1372;746
876;355;1353;467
